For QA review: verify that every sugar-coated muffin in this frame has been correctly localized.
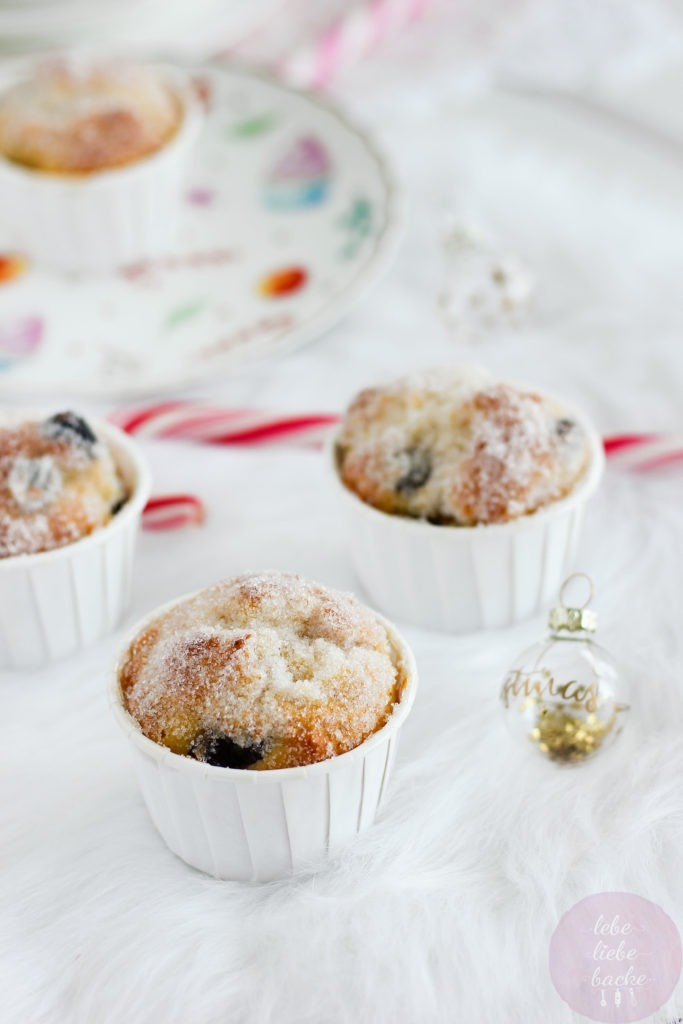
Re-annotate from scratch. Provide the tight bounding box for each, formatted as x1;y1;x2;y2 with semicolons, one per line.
120;571;403;771
0;412;127;558
337;367;591;526
0;59;182;174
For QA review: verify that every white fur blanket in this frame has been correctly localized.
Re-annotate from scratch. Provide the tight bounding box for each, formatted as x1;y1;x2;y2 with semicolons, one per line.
4;64;683;1024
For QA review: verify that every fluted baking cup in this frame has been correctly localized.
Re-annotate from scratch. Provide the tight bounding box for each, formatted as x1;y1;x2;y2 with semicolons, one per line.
110;602;418;882
330;398;604;633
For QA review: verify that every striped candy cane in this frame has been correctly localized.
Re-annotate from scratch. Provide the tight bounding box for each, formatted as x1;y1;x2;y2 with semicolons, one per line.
114;405;683;464
122;403;340;529
120;406;683;531
112;401;340;448
142;494;205;532
279;0;433;89
603;434;683;471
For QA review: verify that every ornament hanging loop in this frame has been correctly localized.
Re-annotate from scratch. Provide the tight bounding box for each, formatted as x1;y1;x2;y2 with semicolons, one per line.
550;572;597;633
559;572;594;611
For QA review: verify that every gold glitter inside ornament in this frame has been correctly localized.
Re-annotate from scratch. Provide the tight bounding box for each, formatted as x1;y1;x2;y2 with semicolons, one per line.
528;702;623;763
500;574;630;765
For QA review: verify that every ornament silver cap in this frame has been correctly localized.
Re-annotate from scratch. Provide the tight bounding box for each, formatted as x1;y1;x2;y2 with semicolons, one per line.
548;573;597;633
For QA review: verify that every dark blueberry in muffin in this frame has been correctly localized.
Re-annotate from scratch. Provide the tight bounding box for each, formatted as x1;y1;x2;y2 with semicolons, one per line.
396;448;432;494
426;513;451;526
110;495;128;516
555;418;576;439
189;730;267;769
42;411;97;451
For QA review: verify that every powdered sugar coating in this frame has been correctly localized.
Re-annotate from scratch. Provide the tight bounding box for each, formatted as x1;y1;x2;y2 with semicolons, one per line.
120;572;403;771
337;367;591;525
0;59;181;174
0;413;126;557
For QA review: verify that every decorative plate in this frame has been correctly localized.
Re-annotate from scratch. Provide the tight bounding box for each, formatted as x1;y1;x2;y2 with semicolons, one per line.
0;64;401;398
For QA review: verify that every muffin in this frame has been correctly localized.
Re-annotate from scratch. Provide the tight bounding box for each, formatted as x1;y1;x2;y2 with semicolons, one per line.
0;60;182;175
112;573;417;880
0;411;126;559
0;57;201;273
331;367;604;632
0;413;150;670
337;367;591;526
120;571;403;771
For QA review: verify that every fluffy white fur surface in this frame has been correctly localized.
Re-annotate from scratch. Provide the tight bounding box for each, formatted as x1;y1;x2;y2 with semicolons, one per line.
5;68;683;1024
4;450;683;1024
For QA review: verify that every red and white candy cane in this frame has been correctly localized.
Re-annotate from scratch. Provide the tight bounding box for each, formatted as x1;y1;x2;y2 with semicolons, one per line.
111;401;340;448
142;494;205;532
117;405;683;466
116;403;340;530
280;0;433;89
604;434;683;471
118;407;683;531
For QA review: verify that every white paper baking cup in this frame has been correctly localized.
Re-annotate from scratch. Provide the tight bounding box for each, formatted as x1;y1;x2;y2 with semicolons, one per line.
110;599;418;882
0;67;201;274
0;417;151;670
330;400;605;633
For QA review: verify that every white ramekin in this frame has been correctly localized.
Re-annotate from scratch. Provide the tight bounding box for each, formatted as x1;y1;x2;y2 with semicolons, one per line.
0;417;151;670
330;399;605;633
110;599;418;882
0;68;202;274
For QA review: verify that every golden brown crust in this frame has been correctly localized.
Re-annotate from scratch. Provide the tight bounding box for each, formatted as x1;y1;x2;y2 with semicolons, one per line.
120;572;402;771
338;368;590;525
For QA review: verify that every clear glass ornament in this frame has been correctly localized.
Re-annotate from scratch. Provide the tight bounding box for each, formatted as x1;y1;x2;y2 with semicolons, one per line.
438;222;536;339
500;574;630;764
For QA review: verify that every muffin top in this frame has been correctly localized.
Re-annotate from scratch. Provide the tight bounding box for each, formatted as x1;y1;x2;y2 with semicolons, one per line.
0;412;127;558
337;367;591;526
0;59;181;173
120;571;403;771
